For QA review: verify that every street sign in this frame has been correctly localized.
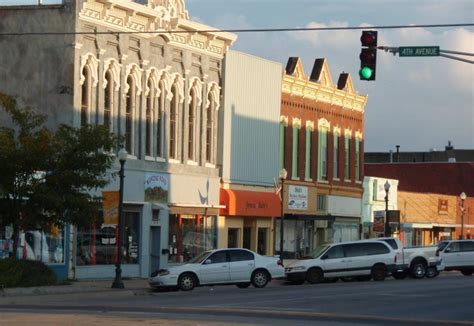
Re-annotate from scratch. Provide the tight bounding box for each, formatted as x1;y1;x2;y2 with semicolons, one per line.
399;46;440;57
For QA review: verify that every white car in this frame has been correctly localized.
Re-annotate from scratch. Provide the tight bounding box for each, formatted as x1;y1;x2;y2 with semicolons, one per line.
437;240;474;276
149;248;285;291
285;240;399;284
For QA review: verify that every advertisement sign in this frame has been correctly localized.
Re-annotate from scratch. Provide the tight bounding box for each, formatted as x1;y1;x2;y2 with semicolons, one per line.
145;173;169;204
373;211;385;233
288;185;308;210
102;191;119;225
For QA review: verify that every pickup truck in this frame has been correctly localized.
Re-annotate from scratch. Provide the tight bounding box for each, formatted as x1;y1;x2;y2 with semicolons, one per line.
375;237;442;279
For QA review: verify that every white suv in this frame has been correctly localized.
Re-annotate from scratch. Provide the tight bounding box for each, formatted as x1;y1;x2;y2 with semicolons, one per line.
285;240;398;284
437;240;474;276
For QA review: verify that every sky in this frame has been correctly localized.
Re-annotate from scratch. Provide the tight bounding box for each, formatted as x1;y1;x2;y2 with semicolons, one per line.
186;0;474;152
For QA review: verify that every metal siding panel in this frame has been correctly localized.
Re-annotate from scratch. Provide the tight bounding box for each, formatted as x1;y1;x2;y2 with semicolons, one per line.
222;51;282;186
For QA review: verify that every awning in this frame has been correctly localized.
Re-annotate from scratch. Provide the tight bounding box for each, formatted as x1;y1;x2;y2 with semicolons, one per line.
220;189;281;217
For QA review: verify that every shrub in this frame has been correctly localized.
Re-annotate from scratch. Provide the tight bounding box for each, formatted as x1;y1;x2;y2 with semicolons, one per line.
0;259;57;288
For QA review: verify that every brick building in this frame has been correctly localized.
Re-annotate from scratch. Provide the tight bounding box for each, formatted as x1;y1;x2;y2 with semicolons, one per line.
277;57;367;258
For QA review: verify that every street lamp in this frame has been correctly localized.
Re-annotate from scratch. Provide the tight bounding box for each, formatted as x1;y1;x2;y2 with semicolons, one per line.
112;148;127;289
384;180;391;237
279;168;287;263
460;192;467;240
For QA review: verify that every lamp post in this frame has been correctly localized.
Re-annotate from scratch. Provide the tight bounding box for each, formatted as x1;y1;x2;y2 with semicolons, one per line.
384;180;391;237
279;168;287;263
112;148;127;289
460;192;467;240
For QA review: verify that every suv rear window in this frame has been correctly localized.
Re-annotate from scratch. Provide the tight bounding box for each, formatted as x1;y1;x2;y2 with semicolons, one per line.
381;239;398;250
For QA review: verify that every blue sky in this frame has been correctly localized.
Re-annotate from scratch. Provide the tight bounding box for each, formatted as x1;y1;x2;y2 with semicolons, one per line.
187;0;474;152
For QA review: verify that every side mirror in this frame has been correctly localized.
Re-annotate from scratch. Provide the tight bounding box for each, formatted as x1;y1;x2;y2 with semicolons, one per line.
204;259;212;264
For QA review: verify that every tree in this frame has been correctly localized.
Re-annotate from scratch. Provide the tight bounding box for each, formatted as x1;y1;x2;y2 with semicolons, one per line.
0;93;120;258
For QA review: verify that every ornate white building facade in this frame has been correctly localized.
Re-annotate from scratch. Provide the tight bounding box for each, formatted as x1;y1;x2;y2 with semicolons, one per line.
0;0;236;279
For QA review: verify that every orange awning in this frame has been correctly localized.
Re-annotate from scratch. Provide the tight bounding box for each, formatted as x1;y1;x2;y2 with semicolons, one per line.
220;189;281;217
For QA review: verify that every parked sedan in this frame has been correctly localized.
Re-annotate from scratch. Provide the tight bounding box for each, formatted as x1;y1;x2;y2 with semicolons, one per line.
149;248;285;291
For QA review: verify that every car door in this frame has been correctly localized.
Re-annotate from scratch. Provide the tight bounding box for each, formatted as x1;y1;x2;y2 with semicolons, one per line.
343;243;369;276
229;249;255;282
442;241;462;268
198;250;230;284
320;244;349;277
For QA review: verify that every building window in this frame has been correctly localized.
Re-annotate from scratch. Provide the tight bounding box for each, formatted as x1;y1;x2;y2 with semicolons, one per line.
104;70;113;132
170;85;178;159
76;211;140;265
317;194;327;211
81;66;91;127
125;76;135;155
156;82;164;157
355;139;361;181
145;78;154;156
188;88;196;161
318;128;328;181
344;135;351;180
279;122;286;170
206;92;214;163
305;128;312;179
292;126;299;178
333;132;339;179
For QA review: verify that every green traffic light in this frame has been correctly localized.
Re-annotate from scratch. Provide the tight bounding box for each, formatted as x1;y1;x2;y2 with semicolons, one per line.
359;66;373;80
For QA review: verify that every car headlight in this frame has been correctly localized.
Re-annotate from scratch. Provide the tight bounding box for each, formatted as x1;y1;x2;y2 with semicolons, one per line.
151;269;170;277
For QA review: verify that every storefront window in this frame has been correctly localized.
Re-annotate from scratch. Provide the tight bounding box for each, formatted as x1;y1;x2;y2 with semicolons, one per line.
76;211;140;266
0;225;64;264
168;214;216;263
275;219;316;259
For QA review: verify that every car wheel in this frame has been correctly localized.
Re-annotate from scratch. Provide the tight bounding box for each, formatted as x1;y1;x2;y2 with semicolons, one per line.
461;270;473;276
371;264;387;281
306;268;324;284
392;270;409;280
425;266;440;278
236;282;251;288
251;270;269;288
410;260;427;279
178;273;197;291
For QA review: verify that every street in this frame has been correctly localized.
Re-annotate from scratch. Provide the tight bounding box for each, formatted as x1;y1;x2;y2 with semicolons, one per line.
1;274;473;325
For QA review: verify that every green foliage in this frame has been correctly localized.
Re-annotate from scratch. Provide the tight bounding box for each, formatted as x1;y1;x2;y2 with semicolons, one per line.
0;92;121;249
0;258;57;288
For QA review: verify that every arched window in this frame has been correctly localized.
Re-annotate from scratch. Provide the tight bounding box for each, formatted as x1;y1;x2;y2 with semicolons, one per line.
81;66;91;126
145;78;154;156
169;85;178;159
104;70;113;132
156;81;164;157
188;88;196;160
205;92;214;163
125;75;135;154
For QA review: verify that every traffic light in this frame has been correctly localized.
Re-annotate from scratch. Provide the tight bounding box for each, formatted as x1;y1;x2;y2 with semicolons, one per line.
359;30;378;81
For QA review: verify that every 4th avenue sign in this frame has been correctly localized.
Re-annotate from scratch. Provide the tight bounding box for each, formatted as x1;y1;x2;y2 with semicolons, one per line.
399;46;440;57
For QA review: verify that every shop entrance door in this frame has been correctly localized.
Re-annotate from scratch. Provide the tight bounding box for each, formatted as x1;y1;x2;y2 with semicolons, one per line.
257;228;268;255
150;227;161;274
243;227;251;250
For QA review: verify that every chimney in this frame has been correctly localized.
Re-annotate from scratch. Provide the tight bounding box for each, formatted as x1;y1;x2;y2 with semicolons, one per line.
446;141;456;162
389;150;393;163
396;145;400;162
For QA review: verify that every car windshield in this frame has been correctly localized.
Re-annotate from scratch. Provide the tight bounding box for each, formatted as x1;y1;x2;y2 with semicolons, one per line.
437;241;449;251
306;245;330;259
187;250;212;264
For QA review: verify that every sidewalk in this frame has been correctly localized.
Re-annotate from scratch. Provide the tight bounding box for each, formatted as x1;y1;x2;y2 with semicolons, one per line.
0;278;150;297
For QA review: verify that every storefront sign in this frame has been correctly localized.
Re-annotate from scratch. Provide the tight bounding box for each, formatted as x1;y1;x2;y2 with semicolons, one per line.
373;211;385;232
144;173;169;204
102;191;119;225
288;185;308;210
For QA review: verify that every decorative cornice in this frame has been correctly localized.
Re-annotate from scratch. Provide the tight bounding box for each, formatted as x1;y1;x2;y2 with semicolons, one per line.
292;117;302;129
306;120;314;132
79;0;237;59
280;115;289;127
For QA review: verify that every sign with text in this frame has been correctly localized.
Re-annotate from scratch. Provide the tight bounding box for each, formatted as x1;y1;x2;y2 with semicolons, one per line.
288;185;308;210
102;191;119;225
373;211;385;233
399;46;440;57
144;173;169;204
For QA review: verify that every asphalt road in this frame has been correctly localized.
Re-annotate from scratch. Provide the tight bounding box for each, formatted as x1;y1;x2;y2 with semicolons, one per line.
1;274;473;325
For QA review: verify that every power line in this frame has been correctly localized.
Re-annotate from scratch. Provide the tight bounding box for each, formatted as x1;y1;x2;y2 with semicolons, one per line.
0;23;473;36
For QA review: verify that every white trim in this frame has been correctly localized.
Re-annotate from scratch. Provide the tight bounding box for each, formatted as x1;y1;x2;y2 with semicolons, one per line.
168;158;181;164
186;160;198;166
205;162;216;168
